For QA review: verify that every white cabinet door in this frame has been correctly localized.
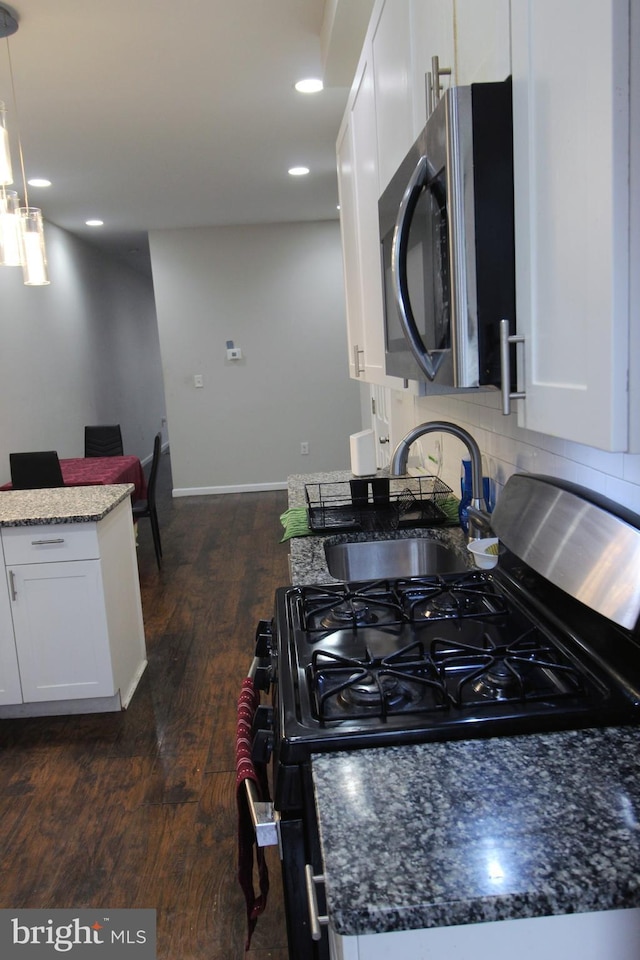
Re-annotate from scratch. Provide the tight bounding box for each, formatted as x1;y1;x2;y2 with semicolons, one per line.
511;0;631;450
337;118;365;381
8;559;115;702
0;565;22;705
454;0;511;85
372;0;414;193
338;53;409;390
330;907;640;959
410;0;455;133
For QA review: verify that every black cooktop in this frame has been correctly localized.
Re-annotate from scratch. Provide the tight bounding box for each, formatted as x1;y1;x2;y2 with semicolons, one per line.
273;567;640;763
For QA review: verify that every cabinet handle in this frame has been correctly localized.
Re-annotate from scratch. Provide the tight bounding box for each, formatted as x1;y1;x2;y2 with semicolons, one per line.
9;570;17;601
431;55;451;112
500;318;526;415
30;538;65;545
304;864;329;941
426;70;434;117
353;344;365;377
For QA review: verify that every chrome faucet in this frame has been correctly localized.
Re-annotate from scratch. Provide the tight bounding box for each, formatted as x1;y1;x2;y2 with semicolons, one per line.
390;420;491;540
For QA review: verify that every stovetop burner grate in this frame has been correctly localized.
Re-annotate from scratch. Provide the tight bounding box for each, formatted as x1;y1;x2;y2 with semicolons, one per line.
309;641;449;721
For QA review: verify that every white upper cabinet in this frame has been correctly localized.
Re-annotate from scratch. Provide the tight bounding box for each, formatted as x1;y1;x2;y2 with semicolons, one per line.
410;0;456;134
511;0;634;450
371;0;414;193
337;115;364;380
454;0;511;85
337;16;413;389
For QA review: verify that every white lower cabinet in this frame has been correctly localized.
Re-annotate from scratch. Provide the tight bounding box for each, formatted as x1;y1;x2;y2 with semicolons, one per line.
329;908;640;960
0;498;147;715
8;559;114;702
0;563;22;705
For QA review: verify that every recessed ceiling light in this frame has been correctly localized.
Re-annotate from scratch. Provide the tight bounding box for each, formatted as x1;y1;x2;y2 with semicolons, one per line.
85;219;104;227
295;78;323;94
288;166;309;177
27;178;51;187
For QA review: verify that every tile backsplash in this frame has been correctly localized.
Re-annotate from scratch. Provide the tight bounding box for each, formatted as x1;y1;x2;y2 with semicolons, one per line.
391;388;640;516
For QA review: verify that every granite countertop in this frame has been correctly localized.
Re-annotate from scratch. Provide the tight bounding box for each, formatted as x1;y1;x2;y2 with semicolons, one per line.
287;471;469;584
0;484;135;526
312;728;640;937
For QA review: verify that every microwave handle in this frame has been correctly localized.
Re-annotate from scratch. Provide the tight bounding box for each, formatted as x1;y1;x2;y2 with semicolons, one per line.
392;154;444;382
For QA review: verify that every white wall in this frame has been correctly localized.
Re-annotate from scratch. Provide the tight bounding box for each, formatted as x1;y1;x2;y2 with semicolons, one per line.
0;221;165;482
389;388;640;516
149;220;362;494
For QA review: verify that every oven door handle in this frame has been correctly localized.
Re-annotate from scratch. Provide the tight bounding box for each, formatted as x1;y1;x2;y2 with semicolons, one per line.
244;778;280;848
304;864;329;941
392;153;446;382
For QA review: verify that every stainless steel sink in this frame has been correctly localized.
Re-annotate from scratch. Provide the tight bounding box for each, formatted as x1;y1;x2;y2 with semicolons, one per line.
324;537;467;580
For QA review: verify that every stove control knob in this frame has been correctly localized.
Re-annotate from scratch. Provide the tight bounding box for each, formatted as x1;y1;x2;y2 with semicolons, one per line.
253;659;272;692
252;704;274;736
252;706;274;763
252;730;273;764
255;619;273;658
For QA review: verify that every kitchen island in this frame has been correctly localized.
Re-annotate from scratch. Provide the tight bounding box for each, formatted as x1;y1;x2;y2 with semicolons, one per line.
0;484;147;716
287;472;640;959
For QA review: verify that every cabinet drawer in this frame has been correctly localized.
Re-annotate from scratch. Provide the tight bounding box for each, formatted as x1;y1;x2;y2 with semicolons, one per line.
1;523;100;564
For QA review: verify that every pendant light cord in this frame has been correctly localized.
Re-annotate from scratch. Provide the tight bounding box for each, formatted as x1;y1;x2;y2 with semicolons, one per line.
5;35;28;208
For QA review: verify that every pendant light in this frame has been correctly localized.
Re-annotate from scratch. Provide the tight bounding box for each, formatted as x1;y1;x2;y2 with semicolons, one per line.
0;4;49;285
0;186;20;265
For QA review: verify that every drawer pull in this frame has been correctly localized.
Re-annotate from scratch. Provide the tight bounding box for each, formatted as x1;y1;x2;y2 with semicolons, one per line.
9;570;17;601
30;538;65;545
304;864;328;941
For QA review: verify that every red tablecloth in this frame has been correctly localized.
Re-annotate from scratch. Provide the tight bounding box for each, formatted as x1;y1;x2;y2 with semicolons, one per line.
2;456;147;501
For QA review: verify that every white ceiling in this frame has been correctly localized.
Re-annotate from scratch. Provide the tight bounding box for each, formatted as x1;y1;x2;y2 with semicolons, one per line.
0;0;372;274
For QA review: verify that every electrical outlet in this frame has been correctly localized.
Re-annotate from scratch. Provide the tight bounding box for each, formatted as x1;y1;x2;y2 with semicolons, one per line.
193;374;204;388
300;442;309;455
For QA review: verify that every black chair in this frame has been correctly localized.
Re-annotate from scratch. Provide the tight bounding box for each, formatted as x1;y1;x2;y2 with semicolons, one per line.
132;432;163;569
84;424;124;458
10;451;65;490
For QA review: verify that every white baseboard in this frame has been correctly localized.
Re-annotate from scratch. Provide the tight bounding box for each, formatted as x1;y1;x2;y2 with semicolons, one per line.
172;480;287;497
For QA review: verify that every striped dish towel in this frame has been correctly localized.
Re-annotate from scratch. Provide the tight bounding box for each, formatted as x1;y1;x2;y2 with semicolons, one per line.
279;507;312;541
236;678;270;950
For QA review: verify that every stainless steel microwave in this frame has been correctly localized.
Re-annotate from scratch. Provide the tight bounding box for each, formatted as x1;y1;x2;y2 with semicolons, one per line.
379;78;516;388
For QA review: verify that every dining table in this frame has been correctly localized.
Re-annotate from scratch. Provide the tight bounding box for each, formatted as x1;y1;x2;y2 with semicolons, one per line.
1;455;147;502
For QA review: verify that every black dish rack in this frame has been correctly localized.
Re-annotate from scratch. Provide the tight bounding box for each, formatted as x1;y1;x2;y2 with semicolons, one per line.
305;476;454;533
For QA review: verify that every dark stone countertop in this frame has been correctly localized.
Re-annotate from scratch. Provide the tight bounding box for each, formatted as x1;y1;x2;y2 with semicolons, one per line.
312;727;640;936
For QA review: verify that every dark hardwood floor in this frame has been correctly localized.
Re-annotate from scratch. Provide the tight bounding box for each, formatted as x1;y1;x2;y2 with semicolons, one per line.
0;450;291;959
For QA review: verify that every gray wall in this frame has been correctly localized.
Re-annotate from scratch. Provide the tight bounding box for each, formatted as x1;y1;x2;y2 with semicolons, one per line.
0;221;165;483
149;220;363;494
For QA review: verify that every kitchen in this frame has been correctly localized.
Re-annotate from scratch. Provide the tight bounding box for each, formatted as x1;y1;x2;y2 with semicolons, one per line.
0;1;639;959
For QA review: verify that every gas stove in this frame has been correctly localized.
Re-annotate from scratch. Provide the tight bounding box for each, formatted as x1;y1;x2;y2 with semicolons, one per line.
270;565;640;769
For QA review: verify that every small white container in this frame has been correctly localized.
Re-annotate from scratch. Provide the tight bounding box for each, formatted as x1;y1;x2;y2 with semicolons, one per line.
467;537;499;569
350;429;377;477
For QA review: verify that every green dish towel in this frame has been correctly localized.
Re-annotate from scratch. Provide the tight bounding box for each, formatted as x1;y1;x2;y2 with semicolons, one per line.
280;507;312;542
440;495;461;524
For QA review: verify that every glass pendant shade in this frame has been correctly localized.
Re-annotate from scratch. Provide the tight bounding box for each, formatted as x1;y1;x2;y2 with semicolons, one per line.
0;188;20;265
0;101;13;185
18;207;49;285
